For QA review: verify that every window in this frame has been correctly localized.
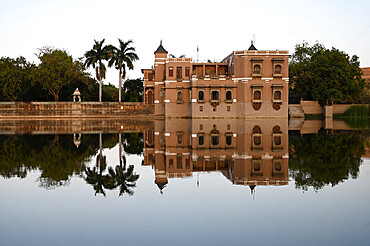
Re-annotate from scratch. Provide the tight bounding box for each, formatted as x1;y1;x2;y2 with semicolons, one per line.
252;126;262;148
176;67;182;79
177;156;182;169
147;130;153;145
274;91;282;100
198;135;204;146
252;160;263;176
198;90;204;101
148;73;153;81
177;132;183;145
253;90;261;100
274;161;282;172
213;107;216;112
211;135;219;146
274;135;282;145
177;91;183;103
272;125;282;148
227;106;231;111
185;67;190;77
211;91;219;101
199;106;203;112
147;90;153;104
274;65;282;74
227;124;231;130
169;159;174;168
199;124;203;130
186;159;190;169
253;135;261;145
169;67;173;77
253;64;261;74
226;135;232;146
226;91;232;101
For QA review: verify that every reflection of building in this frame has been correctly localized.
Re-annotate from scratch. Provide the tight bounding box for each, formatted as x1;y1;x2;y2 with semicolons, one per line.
143;119;289;194
142;41;289;118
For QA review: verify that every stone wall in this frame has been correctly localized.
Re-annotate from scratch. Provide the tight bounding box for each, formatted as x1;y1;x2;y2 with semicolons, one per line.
0;119;154;134
0;102;154;118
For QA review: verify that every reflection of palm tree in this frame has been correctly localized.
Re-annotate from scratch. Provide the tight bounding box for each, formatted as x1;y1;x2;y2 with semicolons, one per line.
85;165;108;196
108;165;139;196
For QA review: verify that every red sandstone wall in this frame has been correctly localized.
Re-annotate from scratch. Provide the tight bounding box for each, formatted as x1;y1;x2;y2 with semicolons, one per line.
0;102;154;118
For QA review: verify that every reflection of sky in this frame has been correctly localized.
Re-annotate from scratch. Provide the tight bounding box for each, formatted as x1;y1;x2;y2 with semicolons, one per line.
0;145;369;246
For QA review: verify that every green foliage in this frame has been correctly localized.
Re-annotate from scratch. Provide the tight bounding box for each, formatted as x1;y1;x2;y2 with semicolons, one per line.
336;105;370;129
289;130;365;191
289;42;366;105
37;48;91;101
123;78;143;102
103;83;119;102
0;56;36;101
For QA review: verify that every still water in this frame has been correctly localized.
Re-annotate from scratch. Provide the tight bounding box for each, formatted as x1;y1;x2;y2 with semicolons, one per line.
0;119;369;246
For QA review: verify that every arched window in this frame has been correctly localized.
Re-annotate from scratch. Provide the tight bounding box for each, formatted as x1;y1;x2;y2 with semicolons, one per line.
253;64;261;73
274;65;282;74
252;126;262;148
198;135;204;146
147;91;153;104
272;125;282;147
226;91;232;101
273;125;281;133
274;91;282;100
211;91;219;101
253;162;261;172
274;161;282;172
211;135;219;146
226;135;232;146
253;90;261;100
198;90;204;101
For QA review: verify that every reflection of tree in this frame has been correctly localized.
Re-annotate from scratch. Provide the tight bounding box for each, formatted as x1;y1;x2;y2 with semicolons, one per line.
108;165;140;196
289;130;365;191
0;134;99;188
85;156;109;196
123;133;143;155
84;133;139;197
0;137;28;178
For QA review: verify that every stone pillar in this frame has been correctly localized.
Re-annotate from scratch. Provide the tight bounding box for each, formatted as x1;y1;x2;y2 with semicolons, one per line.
324;105;333;118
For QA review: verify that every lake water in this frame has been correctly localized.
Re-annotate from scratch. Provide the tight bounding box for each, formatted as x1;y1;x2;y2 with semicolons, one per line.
0;119;369;246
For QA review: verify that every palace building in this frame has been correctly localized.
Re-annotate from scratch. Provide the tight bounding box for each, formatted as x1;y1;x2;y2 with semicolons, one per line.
142;41;289;118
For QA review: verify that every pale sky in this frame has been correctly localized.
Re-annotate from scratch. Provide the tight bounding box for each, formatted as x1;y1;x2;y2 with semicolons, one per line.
0;0;369;87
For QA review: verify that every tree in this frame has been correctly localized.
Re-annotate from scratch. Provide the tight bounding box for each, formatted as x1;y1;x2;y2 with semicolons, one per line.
84;39;113;102
289;42;366;105
0;57;35;101
108;39;139;102
123;78;143;102
37;48;90;101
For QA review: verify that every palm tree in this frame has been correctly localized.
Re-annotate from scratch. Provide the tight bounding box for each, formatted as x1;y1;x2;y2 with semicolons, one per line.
108;39;139;102
84;39;113;102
